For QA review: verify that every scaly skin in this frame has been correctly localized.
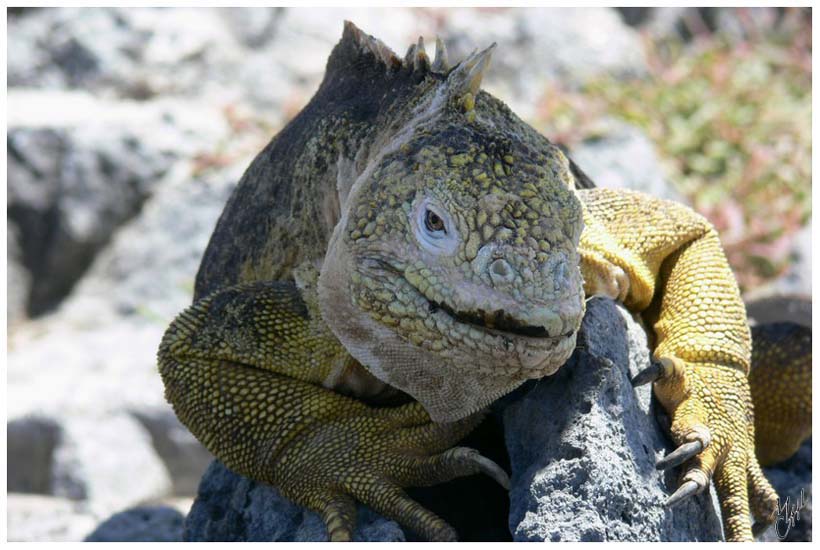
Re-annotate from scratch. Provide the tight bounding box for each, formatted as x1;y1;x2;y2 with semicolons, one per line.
158;22;809;541
159;280;506;541
748;322;812;467
579;188;778;541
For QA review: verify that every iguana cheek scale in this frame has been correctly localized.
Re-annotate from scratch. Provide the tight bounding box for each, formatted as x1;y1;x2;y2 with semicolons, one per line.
158;21;811;542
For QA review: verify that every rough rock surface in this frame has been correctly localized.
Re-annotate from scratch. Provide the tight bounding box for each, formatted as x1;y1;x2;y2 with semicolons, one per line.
7;126;176;316
184;298;724;542
84;505;186;542
759;439;812;542
184;461;405;542
502;298;723;541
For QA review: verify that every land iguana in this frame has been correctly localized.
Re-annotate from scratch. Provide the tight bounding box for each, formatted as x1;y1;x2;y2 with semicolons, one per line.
158;22;811;542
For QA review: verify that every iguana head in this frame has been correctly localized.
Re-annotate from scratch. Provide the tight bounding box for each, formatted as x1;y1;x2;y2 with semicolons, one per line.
319;23;585;422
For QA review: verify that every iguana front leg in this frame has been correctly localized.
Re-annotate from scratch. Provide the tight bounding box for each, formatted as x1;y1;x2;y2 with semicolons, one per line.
157;281;509;541
577;188;778;542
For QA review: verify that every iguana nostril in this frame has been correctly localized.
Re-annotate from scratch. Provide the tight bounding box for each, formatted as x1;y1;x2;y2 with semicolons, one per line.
489;259;515;283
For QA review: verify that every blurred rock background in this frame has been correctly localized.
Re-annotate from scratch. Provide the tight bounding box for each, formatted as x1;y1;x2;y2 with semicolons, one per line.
6;6;811;542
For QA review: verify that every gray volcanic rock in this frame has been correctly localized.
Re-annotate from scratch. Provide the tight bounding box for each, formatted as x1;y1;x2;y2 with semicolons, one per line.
7;126;175;316
7;416;62;494
570;121;687;204
85;505;185;542
184;461;405;542
502;298;723;541
183;299;725;542
758;439;812;542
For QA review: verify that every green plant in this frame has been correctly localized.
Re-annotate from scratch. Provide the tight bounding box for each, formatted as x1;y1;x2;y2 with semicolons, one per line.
533;8;811;292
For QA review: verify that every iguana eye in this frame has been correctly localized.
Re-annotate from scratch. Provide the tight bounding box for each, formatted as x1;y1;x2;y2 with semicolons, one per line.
413;199;458;254
424;210;447;233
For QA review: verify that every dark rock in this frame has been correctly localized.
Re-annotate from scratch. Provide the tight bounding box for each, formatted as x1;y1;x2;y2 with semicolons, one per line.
758;439;812;542
85;505;185;542
184;461;404;542
7;416;62;494
7;126;174;316
502;298;723;541
746;294;811;329
7;223;30;326
132;409;214;497
616;7;653;27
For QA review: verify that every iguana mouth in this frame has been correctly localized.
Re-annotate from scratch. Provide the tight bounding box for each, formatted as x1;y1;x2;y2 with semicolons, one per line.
428;299;568;339
360;256;577;342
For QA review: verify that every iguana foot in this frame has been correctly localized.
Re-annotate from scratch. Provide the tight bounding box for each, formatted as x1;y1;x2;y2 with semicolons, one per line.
274;399;509;541
633;356;778;542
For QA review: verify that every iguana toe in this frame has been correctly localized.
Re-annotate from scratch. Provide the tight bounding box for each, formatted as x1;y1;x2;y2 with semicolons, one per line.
656;439;705;471
321;494;357;542
665;475;706;507
271;400;504;541
356;483;458;541
631;359;667;387
647;355;767;541
407;446;510;490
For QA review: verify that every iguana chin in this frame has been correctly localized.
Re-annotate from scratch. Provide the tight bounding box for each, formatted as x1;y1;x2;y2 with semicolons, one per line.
159;22;811;542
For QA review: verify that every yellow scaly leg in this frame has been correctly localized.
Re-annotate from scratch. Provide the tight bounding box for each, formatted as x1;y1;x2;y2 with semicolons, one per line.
578;188;778;541
158;281;509;541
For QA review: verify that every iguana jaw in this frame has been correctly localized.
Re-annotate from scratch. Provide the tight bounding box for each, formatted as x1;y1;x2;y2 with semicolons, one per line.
427;298;563;339
399;263;584;373
319;236;583;422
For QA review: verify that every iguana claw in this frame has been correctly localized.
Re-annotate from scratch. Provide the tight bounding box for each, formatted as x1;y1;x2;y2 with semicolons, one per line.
649;355;777;541
630;359;667;387
459;448;511;490
664;477;704;507
272;400;502;541
656;439;704;470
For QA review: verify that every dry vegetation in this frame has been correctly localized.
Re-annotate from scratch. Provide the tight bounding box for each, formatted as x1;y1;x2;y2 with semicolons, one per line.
534;8;811;292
